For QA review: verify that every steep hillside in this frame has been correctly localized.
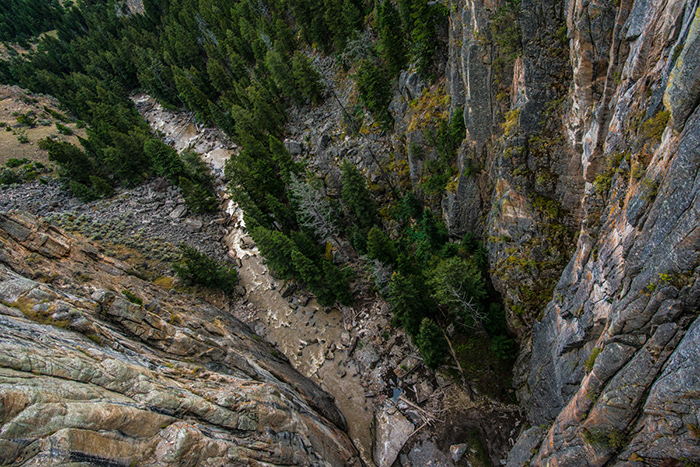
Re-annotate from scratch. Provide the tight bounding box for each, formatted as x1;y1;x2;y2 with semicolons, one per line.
0;212;362;466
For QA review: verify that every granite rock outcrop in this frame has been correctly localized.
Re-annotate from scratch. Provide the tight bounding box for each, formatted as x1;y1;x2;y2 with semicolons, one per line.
0;212;362;466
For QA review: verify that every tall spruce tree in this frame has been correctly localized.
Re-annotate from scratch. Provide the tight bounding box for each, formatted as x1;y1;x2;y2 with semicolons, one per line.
341;161;378;229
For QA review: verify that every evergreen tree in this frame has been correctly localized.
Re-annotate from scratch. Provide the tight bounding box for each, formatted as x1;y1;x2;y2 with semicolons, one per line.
400;191;423;220
355;60;393;129
410;0;444;79
292;248;323;289
206;57;234;93
389;271;430;336
415;208;448;263
377;0;407;77
291;52;324;105
144;138;186;181
172;66;211;122
322;259;354;306
265;48;299;103
341;161;378;229
427;256;488;328
178;176;218;213
173;244;239;295
249;224;297;277
415;318;448;369
367;226;398;265
270;135;303;182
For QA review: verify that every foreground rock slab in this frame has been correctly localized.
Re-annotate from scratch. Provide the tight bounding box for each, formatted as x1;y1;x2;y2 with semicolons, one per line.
373;403;415;467
0;212;362;466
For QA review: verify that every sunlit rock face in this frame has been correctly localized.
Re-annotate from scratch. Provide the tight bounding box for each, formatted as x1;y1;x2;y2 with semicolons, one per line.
445;0;700;463
0;212;362;467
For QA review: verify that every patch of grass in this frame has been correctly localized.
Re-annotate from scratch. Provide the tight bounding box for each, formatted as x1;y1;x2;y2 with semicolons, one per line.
502;108;521;136
154;276;175;290
122;290;143;306
583;428;628;452
584;347;602;372
86;333;102;345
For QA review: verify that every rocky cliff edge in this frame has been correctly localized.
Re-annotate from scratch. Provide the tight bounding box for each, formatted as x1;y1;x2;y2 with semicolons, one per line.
0;211;362;466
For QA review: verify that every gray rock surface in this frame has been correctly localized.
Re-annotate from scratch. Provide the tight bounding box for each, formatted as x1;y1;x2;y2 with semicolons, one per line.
0;212;362;467
664;6;700;129
374;404;415;467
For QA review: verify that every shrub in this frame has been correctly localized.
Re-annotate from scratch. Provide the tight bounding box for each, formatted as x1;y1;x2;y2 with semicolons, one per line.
173;245;238;295
122;290;143;306
5;158;30;168
0;170;21;185
640;110;670;142
56;122;73;135
16;112;36;127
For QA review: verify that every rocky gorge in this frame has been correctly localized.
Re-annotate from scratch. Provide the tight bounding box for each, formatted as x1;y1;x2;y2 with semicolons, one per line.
1;0;700;463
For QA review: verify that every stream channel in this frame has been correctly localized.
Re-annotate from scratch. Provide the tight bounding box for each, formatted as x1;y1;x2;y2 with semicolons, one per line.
134;94;377;465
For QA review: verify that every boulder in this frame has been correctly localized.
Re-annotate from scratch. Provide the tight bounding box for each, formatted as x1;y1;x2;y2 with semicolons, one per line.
183;218;203;232
373;404;415;467
169;205;187;219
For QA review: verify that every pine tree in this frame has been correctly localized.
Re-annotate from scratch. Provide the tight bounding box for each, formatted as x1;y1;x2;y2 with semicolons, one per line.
144;138;186;181
389;271;429;336
427;256;487;328
341;161;378;229
400;191;423;220
172;66;212;122
270;135;302;182
377;0;407;77
410;0;444;79
415;318;448;369
291;52;324;105
173;244;239;295
367;226;398;265
323;259;354;306
292;248;323;288
249;224;297;277
206;57;234;93
265;48;299;103
355;60;393;129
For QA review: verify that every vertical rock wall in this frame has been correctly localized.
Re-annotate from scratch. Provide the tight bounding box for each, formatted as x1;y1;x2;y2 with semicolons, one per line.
443;0;700;462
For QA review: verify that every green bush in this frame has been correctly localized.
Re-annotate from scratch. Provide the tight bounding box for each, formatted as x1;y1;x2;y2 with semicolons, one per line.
173;245;238;295
5;158;30;168
16;112;36;127
0;170;21;185
56;122;73;135
122;290;143;306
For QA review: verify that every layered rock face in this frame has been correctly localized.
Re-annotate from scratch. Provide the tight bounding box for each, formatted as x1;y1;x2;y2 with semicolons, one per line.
0;212;362;466
445;0;700;463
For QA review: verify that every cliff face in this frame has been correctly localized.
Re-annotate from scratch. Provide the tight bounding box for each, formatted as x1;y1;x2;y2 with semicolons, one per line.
0;212;362;466
444;0;700;462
